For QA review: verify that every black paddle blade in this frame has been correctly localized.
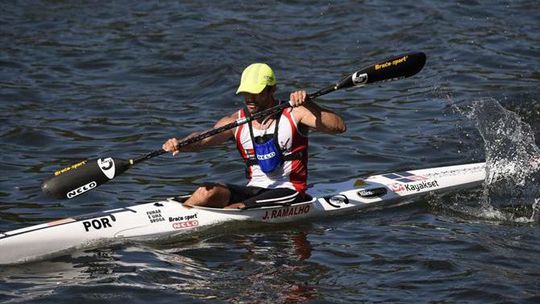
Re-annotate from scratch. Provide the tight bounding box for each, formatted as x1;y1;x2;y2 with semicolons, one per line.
41;157;131;199
336;52;427;90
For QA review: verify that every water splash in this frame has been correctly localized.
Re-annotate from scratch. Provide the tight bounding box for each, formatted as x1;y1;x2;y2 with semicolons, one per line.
466;99;540;221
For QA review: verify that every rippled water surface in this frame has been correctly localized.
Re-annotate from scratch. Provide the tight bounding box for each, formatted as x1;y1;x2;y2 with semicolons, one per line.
1;1;539;303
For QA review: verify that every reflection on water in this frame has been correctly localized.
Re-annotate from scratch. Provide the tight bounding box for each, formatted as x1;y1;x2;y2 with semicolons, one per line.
153;231;319;302
0;229;319;303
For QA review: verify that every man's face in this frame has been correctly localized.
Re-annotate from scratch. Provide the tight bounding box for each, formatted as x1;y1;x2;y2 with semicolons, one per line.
243;87;274;114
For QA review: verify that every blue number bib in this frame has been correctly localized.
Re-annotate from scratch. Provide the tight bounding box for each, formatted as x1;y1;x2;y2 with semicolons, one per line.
247;108;284;173
253;136;283;173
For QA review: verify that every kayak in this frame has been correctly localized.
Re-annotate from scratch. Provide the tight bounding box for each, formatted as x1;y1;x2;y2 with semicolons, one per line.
0;162;485;265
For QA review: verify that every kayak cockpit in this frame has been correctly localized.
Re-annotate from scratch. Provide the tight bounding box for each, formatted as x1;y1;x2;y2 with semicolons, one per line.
171;194;315;211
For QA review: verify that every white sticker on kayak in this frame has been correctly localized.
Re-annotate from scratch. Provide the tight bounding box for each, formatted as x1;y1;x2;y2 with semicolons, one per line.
97;158;115;179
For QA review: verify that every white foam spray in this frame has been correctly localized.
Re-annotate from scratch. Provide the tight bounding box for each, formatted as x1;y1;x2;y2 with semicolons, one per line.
466;99;540;221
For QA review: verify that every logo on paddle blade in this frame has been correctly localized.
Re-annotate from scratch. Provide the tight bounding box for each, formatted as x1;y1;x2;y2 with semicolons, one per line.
54;160;87;176
97;158;115;179
352;72;368;86
67;181;97;198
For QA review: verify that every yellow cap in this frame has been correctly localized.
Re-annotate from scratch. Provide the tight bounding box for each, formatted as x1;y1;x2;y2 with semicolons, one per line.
236;63;276;94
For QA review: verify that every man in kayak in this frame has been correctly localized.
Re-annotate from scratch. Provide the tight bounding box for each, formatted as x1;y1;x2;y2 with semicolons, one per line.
163;63;346;209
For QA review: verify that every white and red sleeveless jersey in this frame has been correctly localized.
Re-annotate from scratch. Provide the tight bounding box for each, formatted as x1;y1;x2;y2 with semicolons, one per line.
234;107;308;193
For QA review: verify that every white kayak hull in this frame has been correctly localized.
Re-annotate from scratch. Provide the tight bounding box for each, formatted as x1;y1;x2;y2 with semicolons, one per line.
0;162;486;264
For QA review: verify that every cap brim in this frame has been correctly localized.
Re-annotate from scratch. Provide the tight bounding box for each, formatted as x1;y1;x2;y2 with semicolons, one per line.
236;83;266;95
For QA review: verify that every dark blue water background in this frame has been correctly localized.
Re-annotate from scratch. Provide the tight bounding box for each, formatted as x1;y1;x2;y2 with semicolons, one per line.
1;1;539;303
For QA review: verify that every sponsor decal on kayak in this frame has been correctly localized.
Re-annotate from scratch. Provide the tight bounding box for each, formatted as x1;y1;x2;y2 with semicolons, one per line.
47;218;76;227
391;180;440;193
324;194;349;208
169;213;197;222
54;160;87;176
172;220;199;229
357;187;387;198
67;181;97;198
82;215;116;232
262;204;310;220
97;157;115;179
169;213;199;229
383;171;427;183
354;179;366;187
146;209;165;223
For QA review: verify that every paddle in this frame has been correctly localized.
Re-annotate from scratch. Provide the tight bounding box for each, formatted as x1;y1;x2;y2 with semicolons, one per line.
41;52;427;199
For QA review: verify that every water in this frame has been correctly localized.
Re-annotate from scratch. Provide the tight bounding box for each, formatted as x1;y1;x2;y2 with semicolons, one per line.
1;0;539;302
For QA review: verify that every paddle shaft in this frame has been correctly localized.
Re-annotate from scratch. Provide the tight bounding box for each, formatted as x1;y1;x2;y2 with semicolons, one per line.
131;90;332;165
134;52;427;164
42;52;427;199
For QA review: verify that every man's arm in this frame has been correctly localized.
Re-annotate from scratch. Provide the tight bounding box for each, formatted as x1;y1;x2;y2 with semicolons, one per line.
289;91;346;134
162;113;237;156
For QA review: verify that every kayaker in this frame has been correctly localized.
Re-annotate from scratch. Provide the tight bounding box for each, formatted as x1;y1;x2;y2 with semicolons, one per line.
162;63;346;209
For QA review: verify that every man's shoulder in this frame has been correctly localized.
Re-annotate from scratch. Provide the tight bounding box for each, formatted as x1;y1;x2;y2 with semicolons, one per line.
215;111;240;126
222;109;241;119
